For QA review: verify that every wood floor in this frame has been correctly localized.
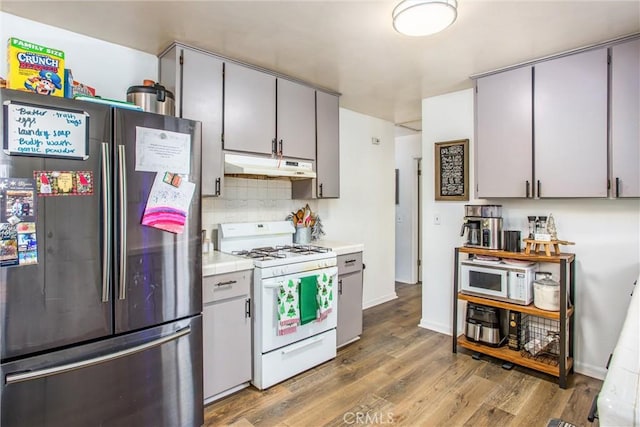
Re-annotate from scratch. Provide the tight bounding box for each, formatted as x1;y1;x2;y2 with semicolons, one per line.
204;282;602;427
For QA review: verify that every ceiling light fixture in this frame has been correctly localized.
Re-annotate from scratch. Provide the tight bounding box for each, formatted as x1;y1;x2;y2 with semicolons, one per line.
392;0;458;37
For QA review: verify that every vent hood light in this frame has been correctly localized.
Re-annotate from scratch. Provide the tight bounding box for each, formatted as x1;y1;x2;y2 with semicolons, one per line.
224;153;316;179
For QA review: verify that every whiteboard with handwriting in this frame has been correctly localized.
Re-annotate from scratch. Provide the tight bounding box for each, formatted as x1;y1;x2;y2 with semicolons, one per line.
3;101;89;159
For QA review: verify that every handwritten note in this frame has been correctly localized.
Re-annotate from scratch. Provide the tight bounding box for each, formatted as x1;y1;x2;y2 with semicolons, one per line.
3;101;89;159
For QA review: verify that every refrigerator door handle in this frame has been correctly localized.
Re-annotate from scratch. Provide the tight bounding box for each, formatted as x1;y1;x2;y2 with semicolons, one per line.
117;145;127;300
5;326;191;385
101;142;112;302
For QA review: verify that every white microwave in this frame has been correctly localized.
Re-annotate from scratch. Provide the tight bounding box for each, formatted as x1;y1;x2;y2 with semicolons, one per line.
460;261;536;305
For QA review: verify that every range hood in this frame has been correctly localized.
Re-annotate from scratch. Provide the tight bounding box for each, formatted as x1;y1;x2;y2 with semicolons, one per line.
224;153;316;179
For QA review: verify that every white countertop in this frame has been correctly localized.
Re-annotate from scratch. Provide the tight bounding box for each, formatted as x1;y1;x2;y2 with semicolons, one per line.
202;251;254;277
313;240;364;256
598;277;639;427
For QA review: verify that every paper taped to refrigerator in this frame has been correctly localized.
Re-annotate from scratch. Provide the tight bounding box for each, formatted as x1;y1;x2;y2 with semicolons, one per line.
141;173;195;234
135;126;191;174
3;101;89;159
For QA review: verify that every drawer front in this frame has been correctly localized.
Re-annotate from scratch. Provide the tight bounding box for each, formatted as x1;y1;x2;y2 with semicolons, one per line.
203;270;251;304
255;329;336;390
337;252;363;275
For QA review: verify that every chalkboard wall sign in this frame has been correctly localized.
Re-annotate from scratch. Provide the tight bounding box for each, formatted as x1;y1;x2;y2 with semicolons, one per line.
434;139;469;201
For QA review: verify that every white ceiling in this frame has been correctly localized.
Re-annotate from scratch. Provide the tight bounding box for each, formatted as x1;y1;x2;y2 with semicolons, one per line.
2;1;639;128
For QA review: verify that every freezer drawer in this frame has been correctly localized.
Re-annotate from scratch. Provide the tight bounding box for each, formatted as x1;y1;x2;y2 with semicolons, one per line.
1;315;203;427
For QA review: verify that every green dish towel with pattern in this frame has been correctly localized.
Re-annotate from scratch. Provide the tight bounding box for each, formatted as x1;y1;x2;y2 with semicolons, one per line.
317;272;334;321
299;275;319;325
277;279;299;335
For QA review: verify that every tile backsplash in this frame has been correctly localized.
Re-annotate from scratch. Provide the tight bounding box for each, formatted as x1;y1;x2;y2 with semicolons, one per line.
202;177;317;245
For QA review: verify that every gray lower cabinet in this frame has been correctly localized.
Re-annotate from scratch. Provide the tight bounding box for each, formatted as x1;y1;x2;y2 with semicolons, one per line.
611;38;640;198
159;44;224;196
202;270;252;402
336;252;363;347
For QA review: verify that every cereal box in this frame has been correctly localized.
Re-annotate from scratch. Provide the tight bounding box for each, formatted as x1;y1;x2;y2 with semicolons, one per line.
64;69;96;99
7;37;65;97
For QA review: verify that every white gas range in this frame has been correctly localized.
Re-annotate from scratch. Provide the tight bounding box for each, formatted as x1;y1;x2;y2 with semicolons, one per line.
218;221;338;390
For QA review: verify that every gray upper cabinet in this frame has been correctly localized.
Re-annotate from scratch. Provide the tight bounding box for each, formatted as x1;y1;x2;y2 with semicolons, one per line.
316;91;340;198
223;62;276;156
611;38;640;198
159;45;223;196
475;66;532;198
533;48;608;198
276;79;316;160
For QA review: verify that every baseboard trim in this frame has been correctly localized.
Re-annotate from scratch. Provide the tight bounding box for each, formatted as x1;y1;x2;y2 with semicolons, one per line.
363;292;398;310
418;319;452;336
574;361;606;380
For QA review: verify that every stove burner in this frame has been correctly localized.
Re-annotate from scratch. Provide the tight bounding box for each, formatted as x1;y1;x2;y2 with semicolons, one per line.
232;244;330;260
232;248;286;261
276;244;330;255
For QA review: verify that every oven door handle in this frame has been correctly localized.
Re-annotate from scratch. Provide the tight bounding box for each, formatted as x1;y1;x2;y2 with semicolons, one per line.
281;335;323;355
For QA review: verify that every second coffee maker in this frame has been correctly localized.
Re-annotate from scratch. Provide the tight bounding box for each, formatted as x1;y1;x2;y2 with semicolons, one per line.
460;204;503;249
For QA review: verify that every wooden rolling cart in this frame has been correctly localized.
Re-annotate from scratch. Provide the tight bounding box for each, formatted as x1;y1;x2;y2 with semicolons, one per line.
452;246;576;389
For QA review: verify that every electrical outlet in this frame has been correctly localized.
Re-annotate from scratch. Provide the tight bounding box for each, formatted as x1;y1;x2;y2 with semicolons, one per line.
433;214;441;225
371;137;380;145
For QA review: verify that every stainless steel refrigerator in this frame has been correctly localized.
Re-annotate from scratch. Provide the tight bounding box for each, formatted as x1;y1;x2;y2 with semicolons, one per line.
0;88;203;427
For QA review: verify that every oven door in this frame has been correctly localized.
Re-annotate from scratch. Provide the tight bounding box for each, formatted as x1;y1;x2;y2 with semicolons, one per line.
460;263;508;300
260;267;338;353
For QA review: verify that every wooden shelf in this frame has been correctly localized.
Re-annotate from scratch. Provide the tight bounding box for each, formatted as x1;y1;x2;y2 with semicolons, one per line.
453;246;575;388
457;293;574;320
457;336;573;378
458;246;575;263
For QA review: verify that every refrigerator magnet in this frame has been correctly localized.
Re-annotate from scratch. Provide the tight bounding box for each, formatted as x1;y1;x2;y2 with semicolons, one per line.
34;171;93;196
1;178;37;224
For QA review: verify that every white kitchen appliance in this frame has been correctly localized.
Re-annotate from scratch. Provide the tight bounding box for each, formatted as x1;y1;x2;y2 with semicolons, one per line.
460;260;537;305
218;221;338;390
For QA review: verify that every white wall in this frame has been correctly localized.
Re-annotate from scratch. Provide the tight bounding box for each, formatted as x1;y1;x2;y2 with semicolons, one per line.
420;89;475;335
395;134;422;284
420;88;640;380
319;108;397;309
1;12;157;100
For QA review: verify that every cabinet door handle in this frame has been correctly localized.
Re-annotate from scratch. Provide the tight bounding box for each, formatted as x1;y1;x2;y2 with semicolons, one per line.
338;279;343;295
272;138;277;154
215;280;237;287
319;183;323;198
278;139;283;156
215;177;221;196
616;177;620;198
525;180;530;198
245;298;251;318
344;259;357;265
537;180;541;198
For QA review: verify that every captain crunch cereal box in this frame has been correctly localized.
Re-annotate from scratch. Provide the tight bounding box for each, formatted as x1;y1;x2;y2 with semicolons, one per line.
7;37;65;97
